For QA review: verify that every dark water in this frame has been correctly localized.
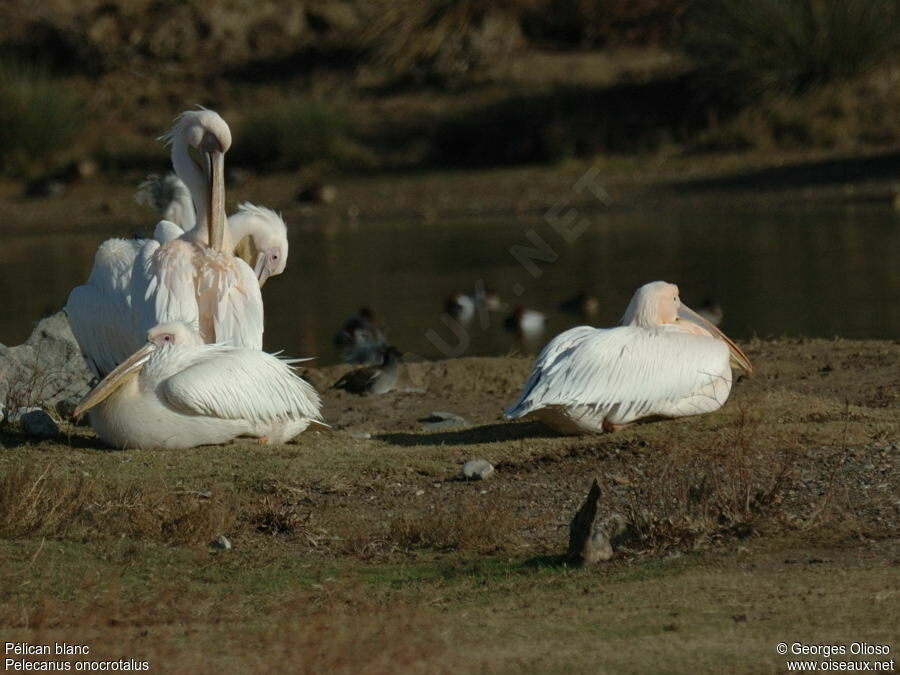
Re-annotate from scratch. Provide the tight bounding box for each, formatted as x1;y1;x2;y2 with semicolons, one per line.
2;201;898;364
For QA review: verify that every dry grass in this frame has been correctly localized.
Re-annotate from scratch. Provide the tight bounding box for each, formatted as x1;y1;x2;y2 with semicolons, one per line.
618;407;796;551
0;461;236;544
389;493;517;554
0;340;896;672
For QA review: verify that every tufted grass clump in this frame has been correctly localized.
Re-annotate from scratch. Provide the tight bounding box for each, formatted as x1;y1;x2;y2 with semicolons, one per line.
682;0;900;100
231;100;368;171
0;60;85;177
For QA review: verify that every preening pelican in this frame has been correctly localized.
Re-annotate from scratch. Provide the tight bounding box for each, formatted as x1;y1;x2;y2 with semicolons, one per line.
67;109;264;376
74;322;325;449
136;173;289;286
505;281;752;435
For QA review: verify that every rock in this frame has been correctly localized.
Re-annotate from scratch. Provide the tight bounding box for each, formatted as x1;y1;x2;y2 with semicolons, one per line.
462;459;494;480
20;410;59;438
0;311;92;413
210;535;232;551
422;411;471;431
567;478;628;565
4;406;40;423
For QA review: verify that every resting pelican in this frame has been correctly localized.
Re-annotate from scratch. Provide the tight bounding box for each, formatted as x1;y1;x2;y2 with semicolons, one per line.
73;322;325;449
136;173;289;286
67;109;263;376
505;281;753;434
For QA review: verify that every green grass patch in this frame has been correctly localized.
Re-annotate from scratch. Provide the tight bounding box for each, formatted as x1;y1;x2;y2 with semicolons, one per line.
0;59;84;178
231;100;372;172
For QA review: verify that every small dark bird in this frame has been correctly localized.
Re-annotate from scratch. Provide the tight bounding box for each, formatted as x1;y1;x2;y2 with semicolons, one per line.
333;307;386;365
559;292;600;318
333;346;403;395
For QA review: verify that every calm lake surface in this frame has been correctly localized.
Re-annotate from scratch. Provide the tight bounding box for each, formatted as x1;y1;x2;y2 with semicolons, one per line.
2;200;897;364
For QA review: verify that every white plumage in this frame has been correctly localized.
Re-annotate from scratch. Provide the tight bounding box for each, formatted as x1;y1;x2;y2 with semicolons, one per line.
137;173;289;286
67;109;265;376
505;281;752;434
75;322;325;449
66;238;145;376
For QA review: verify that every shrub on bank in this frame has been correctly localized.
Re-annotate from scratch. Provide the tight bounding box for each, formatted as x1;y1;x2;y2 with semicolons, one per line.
0;60;84;178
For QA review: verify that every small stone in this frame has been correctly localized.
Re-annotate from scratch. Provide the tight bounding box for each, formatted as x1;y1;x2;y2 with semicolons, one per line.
462;459;494;480
415;489;425;496
210;535;232;551
422;411;471;431
20;410;59;438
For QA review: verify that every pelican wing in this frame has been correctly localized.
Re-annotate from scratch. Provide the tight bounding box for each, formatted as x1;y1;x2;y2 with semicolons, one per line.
506;325;731;421
131;239;202;338
160;348;323;425
66;238;145;377
196;251;264;349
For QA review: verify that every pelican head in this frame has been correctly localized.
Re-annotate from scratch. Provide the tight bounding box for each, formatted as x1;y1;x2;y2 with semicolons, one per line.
621;281;752;373
229;203;289;287
162;109;232;252
73;322;202;418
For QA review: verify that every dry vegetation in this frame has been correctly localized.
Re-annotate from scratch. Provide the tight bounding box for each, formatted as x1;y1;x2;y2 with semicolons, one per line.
1;338;898;672
1;0;898;181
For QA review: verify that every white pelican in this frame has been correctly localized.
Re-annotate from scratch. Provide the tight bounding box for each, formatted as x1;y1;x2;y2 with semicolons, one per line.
136;173;289;286
73;322;325;449
67;109;263;376
505;281;753;434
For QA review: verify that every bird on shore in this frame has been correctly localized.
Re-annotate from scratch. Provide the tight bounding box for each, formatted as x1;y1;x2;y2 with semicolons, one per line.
505;281;753;435
67;109;263;377
74;322;325;449
333;307;387;365
136;173;289;287
504;305;546;338
558;292;600;318
444;286;504;323
333;345;403;395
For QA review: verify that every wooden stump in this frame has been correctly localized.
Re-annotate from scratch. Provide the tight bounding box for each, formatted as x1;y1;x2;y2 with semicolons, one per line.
567;478;627;565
